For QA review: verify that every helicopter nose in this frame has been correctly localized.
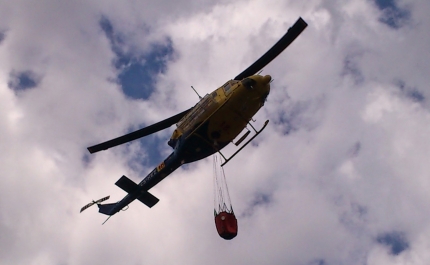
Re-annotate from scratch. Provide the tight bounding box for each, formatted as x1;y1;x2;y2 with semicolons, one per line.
262;75;271;84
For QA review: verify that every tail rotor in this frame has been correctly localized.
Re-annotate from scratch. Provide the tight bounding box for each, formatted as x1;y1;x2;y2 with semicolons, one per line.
80;195;110;213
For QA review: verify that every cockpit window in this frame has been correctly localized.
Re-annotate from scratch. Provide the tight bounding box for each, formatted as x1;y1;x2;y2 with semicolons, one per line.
241;78;256;90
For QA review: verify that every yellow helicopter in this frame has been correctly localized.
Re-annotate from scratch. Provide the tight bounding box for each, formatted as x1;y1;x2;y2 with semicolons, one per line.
80;17;307;221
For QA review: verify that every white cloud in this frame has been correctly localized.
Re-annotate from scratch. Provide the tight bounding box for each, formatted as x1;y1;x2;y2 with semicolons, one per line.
1;0;430;264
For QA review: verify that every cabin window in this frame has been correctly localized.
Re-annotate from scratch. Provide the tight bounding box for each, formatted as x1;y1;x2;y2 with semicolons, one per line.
223;82;233;95
211;91;217;98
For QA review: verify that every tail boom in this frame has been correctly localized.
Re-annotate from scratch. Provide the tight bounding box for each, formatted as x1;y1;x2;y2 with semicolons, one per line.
84;149;183;220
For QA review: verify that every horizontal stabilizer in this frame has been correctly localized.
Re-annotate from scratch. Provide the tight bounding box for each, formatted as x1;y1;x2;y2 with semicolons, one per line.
137;191;159;208
98;203;118;216
115;175;138;193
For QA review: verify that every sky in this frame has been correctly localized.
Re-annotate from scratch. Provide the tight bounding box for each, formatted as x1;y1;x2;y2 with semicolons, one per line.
1;0;430;264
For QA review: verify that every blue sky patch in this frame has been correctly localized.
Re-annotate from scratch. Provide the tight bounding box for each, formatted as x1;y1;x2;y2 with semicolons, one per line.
374;0;410;29
0;31;5;44
308;259;326;265
251;193;272;207
406;90;425;102
127;134;168;171
349;142;361;157
273;101;308;135
117;42;174;100
342;54;364;84
241;192;272;217
82;153;93;168
99;16;176;169
396;80;425;103
377;231;409;255
8;70;40;91
100;16;174;100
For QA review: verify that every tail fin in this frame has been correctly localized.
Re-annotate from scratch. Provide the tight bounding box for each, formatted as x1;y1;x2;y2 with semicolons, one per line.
97;203;119;216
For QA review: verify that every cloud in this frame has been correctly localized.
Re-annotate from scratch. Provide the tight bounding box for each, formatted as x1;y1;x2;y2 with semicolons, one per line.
1;0;430;264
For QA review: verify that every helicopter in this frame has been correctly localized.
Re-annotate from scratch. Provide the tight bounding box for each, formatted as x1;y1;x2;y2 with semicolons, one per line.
80;17;307;222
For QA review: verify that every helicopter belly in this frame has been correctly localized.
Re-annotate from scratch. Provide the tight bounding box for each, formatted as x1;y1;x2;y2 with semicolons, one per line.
207;95;263;143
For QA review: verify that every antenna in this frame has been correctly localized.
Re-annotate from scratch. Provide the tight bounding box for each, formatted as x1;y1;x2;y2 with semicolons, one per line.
102;216;112;225
191;86;202;100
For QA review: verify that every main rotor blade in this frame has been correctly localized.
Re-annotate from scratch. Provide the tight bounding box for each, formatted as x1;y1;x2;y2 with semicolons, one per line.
87;107;192;154
234;17;307;81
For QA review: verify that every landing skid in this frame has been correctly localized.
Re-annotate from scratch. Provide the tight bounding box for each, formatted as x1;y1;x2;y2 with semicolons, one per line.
220;120;269;166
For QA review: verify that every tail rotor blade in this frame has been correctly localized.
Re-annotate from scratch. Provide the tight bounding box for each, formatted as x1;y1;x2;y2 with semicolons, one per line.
80;195;110;213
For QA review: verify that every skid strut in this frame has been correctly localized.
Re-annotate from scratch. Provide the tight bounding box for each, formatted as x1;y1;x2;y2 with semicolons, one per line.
221;120;269;166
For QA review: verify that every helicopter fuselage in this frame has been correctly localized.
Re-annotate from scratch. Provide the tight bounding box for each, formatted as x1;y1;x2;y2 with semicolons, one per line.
169;74;271;163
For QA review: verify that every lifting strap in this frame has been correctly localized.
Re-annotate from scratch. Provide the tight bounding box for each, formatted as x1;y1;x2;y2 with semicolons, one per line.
213;154;234;215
